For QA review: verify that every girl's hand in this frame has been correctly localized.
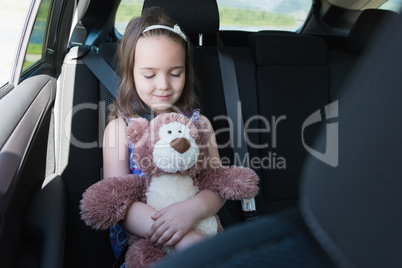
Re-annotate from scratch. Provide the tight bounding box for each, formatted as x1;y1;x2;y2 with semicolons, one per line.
146;200;200;247
146;189;225;247
174;230;205;251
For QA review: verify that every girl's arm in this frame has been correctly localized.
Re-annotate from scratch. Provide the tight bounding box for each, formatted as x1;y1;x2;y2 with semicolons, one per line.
147;115;226;248
103;117;130;178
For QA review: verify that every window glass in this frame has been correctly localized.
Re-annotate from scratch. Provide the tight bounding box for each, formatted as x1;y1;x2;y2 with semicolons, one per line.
379;0;402;12
0;0;30;86
114;0;311;35
23;0;53;71
217;0;311;31
115;0;143;34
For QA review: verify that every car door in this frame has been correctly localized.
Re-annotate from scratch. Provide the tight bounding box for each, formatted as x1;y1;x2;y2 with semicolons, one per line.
0;0;75;267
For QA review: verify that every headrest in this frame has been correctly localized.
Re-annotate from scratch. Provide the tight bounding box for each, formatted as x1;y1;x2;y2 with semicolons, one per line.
142;0;219;35
347;9;399;54
248;33;327;66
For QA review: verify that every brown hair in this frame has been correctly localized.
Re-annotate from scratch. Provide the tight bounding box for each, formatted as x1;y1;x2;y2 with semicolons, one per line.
108;7;200;122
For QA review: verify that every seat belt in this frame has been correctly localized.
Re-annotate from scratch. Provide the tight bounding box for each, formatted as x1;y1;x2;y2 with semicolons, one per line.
79;45;152;183
80;45;121;99
216;34;258;220
80;45;153;120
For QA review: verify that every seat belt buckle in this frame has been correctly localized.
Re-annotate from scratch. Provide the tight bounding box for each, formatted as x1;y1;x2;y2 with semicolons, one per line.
242;198;258;221
241;198;256;212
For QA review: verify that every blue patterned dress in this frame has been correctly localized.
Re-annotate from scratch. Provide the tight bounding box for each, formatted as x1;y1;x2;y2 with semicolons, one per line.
109;110;200;267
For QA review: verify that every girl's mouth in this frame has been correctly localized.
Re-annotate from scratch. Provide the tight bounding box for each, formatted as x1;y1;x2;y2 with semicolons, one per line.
154;95;171;101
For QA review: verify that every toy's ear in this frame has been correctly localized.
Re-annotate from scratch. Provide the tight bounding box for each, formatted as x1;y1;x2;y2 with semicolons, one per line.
126;117;149;144
194;117;212;147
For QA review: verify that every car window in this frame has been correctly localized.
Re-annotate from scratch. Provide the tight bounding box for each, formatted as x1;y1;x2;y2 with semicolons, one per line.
22;0;53;72
379;0;402;12
115;0;143;34
114;0;311;35
0;0;53;89
0;0;31;87
217;0;311;31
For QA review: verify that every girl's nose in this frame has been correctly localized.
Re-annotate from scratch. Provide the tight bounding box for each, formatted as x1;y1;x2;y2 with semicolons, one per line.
156;75;169;90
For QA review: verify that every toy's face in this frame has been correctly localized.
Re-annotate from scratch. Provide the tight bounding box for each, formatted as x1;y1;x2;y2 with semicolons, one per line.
153;121;199;173
128;113;210;177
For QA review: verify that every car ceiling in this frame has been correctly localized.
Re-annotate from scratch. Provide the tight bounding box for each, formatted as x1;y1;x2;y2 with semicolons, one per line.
325;0;388;10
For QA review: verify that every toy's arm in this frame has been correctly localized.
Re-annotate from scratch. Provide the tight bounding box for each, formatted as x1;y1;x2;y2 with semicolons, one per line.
80;174;146;230
196;166;259;200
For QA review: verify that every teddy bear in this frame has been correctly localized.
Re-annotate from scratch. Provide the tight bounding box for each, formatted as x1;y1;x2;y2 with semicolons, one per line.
80;112;259;268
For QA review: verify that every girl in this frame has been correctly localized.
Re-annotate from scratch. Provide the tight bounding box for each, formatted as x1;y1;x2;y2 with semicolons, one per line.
103;7;225;265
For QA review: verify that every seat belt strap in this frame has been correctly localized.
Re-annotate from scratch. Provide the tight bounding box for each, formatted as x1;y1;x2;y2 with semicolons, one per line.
80;45;154;121
216;34;258;220
81;46;121;99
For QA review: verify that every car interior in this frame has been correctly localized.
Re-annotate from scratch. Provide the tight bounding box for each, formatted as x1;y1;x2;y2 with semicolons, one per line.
0;0;401;267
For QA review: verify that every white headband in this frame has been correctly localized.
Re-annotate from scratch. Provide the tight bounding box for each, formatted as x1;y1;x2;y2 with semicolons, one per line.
142;24;187;42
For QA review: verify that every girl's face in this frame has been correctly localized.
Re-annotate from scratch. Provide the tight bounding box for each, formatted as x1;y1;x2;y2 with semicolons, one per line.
133;35;186;114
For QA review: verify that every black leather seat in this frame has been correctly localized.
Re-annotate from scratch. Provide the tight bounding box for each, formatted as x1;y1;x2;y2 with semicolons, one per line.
247;32;330;214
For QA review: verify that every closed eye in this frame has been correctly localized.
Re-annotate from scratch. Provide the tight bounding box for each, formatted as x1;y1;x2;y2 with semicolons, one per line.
145;74;155;79
170;73;182;78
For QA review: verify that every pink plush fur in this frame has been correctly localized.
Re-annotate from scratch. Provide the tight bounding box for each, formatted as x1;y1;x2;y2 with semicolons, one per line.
80;174;148;230
126;117;150;144
125;239;167;268
80;113;259;268
196;166;259;200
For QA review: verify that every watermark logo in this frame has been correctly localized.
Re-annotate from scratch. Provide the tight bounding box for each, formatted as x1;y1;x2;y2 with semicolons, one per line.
62;100;338;168
302;101;339;167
